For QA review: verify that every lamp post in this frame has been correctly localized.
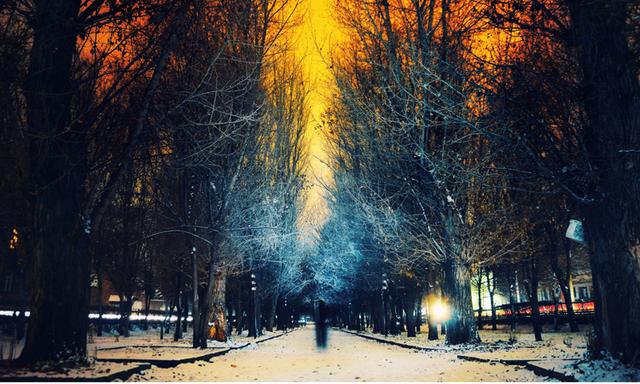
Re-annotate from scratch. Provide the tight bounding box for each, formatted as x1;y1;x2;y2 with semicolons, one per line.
284;297;288;330
382;273;388;336
250;273;258;339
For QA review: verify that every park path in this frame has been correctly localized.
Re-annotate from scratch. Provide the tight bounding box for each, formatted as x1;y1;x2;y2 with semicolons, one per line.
128;326;544;381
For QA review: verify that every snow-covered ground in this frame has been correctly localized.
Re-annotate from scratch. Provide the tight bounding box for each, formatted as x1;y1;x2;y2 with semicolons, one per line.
352;324;589;358
90;326;277;351
345;324;640;381
0;361;149;381
2;325;639;381
128;326;544;381
93;328;284;364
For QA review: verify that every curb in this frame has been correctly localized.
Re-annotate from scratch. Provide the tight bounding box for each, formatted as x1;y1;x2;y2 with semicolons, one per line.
457;354;578;381
96;344;227;351
95;330;291;369
0;362;151;382
338;328;445;352
255;331;290;345
96;348;232;368
457;354;536;365
524;361;578;382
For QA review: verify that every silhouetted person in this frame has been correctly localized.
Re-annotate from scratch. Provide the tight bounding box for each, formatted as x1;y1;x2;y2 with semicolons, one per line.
315;300;328;349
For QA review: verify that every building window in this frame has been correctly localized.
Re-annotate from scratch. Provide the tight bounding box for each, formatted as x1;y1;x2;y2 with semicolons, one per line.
578;286;590;299
538;288;550;302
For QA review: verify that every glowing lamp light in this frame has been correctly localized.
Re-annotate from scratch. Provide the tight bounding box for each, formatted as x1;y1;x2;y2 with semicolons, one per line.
432;301;450;322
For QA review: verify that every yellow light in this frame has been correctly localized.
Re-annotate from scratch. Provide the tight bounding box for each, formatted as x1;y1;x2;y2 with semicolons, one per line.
9;228;18;251
432;300;450;322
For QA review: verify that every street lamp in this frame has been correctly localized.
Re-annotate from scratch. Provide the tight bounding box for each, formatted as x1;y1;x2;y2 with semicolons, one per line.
250;273;258;339
381;273;388;335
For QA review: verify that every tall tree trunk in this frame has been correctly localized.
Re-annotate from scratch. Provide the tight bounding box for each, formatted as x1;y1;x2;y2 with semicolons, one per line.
160;299;174;340
143;293;151;332
568;1;640;364
476;269;483;329
195;251;217;347
208;268;227;341
96;269;104;337
553;292;560;331
527;259;543;342
550;240;579;333
248;279;257;338
118;296;133;337
255;292;263;336
19;0;89;366
234;283;244;336
442;257;479;344
192;247;200;348
396;298;405;333
485;269;497;330
426;291;439;340
387;294;398;335
174;276;183;341
404;289;417;337
267;293;278;332
182;290;189;333
507;267;518;333
372;296;381;334
415;295;422;334
381;290;389;336
547;224;580;333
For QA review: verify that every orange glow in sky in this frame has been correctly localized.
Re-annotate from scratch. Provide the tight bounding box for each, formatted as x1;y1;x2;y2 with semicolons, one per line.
295;0;342;231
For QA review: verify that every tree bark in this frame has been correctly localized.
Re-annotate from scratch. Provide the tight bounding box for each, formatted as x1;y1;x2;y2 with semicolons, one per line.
174;276;183;341
248;280;257;338
507;266;518;333
404;291;417;337
415;296;422;334
485;269;497;330
266;295;276;332
476;269;483;329
192;247;200;348
143;292;152;332
526;259;543;342
118;296;133;337
97;269;104;337
442;257;479;344
19;0;89;365
208;268;227;341
234;283;244;335
568;1;640;364
550;240;579;332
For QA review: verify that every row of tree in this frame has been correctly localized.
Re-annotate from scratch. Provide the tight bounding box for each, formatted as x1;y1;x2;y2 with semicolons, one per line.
316;0;640;365
0;0;312;365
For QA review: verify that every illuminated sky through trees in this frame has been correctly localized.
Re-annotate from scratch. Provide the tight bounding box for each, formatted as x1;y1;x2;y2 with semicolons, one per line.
294;0;342;231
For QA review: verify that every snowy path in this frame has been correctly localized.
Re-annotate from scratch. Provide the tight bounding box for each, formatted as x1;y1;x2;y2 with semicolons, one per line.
128;327;544;381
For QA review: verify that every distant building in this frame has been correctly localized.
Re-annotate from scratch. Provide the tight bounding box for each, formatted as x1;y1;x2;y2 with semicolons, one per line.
471;245;593;315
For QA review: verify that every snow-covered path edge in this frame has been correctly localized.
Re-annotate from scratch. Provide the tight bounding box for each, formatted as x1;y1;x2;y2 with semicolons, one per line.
102;329;295;370
337;328;578;382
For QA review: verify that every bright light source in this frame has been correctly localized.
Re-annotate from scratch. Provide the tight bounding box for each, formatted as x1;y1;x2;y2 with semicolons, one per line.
432;300;450;322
